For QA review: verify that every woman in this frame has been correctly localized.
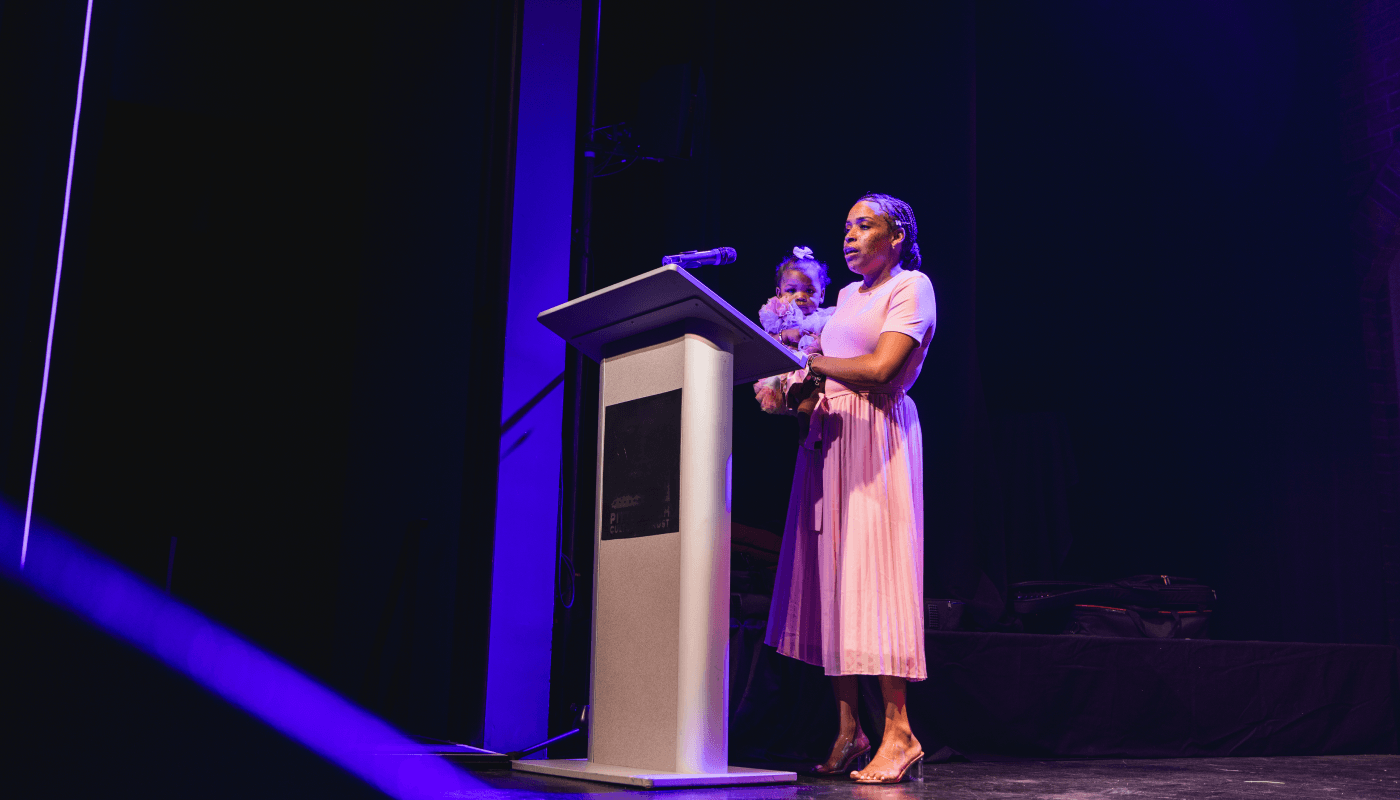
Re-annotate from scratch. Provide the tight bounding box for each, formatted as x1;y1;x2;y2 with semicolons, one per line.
765;192;936;784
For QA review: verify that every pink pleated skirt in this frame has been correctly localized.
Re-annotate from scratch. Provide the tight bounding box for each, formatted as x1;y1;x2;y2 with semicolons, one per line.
764;386;926;681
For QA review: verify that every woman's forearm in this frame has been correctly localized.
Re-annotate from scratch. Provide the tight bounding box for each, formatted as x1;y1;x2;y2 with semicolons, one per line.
810;353;895;386
810;331;917;386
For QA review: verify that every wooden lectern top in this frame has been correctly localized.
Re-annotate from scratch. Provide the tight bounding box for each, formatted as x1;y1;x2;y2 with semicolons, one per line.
537;265;801;385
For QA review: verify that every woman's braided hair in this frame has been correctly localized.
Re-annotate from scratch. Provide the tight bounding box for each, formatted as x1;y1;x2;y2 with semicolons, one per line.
858;192;921;271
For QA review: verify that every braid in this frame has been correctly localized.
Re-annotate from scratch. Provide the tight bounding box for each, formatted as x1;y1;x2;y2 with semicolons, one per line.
858;192;921;270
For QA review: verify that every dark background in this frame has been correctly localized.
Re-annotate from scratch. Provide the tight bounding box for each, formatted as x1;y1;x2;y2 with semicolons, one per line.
1;1;517;792
584;0;1380;645
1;0;1394;794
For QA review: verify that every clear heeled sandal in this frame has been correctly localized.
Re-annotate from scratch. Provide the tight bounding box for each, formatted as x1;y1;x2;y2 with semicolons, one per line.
852;741;924;784
812;735;871;775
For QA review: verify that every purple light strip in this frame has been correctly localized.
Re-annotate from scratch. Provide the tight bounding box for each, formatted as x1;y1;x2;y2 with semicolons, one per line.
22;0;94;569
2;506;471;798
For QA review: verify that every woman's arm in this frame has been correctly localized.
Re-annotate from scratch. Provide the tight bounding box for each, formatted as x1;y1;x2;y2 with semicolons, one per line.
808;331;917;387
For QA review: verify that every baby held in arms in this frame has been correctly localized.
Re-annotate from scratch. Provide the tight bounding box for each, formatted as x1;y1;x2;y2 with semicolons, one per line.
754;246;833;440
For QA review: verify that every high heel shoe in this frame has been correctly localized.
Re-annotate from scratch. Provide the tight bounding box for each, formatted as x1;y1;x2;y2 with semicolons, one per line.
852;743;924;784
812;735;871;775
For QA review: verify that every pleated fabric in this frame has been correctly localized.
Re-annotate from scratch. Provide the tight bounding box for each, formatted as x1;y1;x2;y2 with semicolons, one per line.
765;385;927;681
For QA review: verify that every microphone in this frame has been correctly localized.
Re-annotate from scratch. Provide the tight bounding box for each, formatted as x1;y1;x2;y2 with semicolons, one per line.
660;247;737;267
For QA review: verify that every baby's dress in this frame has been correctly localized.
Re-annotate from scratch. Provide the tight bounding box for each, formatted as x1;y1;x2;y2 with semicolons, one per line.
753;303;833;415
764;269;936;680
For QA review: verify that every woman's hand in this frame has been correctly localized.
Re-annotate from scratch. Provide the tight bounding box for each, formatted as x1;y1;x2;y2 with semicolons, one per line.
808;331;918;386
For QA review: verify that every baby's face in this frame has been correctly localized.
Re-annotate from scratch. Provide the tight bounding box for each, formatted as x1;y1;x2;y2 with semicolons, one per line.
778;269;822;315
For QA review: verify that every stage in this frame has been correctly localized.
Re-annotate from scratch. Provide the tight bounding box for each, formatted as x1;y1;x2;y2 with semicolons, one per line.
730;626;1400;762
8;2;1400;799
459;755;1400;799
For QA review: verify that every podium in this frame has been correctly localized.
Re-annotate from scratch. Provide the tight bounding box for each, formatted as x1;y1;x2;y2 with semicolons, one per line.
515;266;800;788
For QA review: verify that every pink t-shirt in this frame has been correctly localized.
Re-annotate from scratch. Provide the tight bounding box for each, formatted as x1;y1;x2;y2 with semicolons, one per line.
822;269;937;394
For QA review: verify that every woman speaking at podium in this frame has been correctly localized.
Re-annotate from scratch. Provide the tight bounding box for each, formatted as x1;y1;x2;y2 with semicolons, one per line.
765;192;936;784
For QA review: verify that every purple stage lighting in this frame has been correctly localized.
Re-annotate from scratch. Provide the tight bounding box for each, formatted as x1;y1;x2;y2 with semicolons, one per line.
1;504;474;799
22;0;94;569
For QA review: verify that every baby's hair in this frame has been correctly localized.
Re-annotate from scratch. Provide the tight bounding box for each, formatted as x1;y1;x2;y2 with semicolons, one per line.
774;245;831;291
858;192;921;270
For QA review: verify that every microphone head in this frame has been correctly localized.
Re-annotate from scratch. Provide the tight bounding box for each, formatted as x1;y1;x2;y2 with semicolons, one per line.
715;247;737;265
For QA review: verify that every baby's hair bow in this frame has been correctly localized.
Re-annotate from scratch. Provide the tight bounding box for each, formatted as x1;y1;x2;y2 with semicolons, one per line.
792;246;814;260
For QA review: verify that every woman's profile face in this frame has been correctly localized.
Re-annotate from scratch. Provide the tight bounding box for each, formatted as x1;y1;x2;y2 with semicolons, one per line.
843;200;904;278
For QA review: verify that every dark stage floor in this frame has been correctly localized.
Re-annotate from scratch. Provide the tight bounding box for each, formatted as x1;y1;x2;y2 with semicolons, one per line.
448;756;1400;800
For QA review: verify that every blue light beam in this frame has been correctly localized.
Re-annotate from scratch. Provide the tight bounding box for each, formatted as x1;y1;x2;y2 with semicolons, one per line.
1;504;474;799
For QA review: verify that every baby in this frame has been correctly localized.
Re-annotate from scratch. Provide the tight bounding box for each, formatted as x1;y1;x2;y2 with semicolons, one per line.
754;246;834;438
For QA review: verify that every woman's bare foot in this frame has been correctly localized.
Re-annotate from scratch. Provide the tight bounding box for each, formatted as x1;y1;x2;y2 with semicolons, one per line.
813;729;870;775
851;729;922;783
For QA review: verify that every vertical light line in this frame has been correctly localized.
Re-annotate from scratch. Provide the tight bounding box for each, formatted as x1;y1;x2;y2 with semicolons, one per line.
22;0;95;569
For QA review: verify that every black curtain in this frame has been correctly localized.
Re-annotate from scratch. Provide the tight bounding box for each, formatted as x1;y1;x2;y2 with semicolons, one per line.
577;0;1387;655
0;0;518;754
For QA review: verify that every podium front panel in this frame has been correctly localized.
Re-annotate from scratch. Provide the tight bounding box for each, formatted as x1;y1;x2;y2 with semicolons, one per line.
590;326;731;774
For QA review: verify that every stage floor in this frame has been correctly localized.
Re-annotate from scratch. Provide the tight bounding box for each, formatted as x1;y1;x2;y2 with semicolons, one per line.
449;755;1400;799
